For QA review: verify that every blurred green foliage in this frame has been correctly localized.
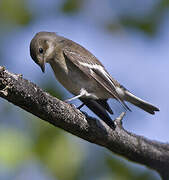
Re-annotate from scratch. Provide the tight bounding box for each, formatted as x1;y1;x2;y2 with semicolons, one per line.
0;0;31;27
118;0;169;36
106;156;158;180
107;0;169;36
31;117;85;180
0;127;31;168
61;0;84;14
61;0;169;36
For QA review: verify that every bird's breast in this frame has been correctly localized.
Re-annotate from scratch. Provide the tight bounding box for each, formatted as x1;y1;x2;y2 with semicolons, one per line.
49;60;111;99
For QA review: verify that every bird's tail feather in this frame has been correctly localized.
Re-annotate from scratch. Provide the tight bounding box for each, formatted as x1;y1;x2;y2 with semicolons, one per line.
124;91;159;114
95;99;113;114
80;98;116;129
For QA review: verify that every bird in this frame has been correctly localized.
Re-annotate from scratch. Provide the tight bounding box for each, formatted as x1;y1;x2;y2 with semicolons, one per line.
30;31;159;129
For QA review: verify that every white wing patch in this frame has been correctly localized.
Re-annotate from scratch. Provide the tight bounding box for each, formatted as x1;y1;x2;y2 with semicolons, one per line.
79;61;117;89
78;61;103;70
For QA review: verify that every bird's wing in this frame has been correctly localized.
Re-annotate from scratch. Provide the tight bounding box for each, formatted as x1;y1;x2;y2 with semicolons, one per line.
63;48;130;111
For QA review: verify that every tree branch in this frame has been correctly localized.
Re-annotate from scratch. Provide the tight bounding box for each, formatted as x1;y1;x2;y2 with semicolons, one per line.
0;66;168;179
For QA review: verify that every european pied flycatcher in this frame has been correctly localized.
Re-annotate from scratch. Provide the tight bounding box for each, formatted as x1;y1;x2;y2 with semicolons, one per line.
30;31;159;129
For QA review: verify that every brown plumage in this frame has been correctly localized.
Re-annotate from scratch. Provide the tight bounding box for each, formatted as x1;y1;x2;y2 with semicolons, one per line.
30;31;159;129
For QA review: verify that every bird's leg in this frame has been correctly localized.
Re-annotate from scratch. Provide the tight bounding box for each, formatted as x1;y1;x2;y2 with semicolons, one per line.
64;90;86;102
64;94;83;102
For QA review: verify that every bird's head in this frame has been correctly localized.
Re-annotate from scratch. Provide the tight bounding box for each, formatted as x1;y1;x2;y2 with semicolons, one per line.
30;31;56;73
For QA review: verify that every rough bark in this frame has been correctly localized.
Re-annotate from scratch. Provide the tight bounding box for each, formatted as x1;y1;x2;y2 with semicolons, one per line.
0;66;168;179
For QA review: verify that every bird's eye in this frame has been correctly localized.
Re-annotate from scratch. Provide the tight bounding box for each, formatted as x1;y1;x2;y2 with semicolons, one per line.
39;48;43;54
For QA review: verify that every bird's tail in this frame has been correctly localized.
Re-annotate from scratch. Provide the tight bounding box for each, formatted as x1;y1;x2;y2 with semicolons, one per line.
124;91;159;114
80;98;116;129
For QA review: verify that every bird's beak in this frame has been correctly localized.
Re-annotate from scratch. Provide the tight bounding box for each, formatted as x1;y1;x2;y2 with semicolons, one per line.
39;60;45;73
